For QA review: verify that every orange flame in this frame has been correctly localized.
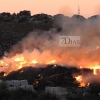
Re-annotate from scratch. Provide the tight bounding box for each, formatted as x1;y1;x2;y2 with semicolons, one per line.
0;45;100;87
0;56;57;75
75;75;86;87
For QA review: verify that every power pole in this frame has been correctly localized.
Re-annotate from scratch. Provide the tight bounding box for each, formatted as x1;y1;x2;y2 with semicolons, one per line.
78;5;80;15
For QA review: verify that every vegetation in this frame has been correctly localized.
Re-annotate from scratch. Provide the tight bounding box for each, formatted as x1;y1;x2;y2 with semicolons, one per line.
0;83;58;100
0;83;37;100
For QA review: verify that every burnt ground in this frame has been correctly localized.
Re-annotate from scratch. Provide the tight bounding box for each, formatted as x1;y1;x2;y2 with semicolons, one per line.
0;64;92;86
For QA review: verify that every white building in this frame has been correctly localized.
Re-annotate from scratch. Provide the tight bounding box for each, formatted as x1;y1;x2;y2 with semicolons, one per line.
5;80;35;92
45;86;67;95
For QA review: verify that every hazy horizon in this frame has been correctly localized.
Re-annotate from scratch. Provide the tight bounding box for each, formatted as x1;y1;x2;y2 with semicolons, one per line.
0;0;100;18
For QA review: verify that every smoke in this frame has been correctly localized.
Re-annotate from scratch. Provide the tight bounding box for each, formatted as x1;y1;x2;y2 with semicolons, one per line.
59;5;74;17
0;15;100;86
79;73;100;85
3;17;100;67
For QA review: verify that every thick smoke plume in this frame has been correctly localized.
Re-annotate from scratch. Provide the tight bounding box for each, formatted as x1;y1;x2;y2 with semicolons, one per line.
4;18;100;66
1;15;100;84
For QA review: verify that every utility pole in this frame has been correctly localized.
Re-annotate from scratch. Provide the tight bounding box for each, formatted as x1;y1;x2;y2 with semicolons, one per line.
78;5;80;15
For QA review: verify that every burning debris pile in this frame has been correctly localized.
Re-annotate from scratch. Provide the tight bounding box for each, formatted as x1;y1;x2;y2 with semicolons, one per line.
0;65;93;87
0;11;100;89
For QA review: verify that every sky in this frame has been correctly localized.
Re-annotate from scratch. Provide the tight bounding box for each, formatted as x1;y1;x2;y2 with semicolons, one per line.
0;0;100;18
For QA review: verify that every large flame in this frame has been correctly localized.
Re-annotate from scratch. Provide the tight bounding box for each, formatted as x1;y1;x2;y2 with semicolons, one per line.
75;75;91;87
0;46;100;87
0;55;56;76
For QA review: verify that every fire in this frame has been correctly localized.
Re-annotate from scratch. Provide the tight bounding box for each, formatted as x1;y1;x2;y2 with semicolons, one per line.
75;75;86;87
0;56;57;75
74;64;100;87
47;60;56;64
87;83;90;87
31;60;38;64
4;73;7;76
0;45;100;87
88;65;100;75
14;57;24;62
79;64;100;75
